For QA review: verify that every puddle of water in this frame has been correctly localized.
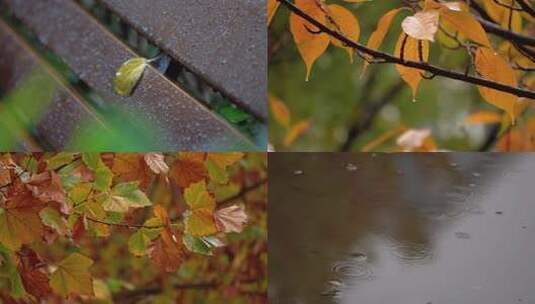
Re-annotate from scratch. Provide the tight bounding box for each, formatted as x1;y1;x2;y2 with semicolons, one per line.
269;153;535;304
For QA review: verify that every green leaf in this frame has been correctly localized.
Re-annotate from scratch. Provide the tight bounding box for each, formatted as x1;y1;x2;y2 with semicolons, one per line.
113;57;148;96
68;183;93;206
219;105;250;124
128;217;162;256
46;153;75;170
0;244;26;298
50;253;94;297
39;207;68;235
94;165;112;192
82;153;102;171
183;235;224;256
102;182;151;213
206;159;229;184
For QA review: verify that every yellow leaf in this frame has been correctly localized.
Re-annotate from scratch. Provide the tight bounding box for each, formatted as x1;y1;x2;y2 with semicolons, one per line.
284;119;311;147
326;4;360;63
465;111;503;124
206;152;244;168
290;0;330;81
50;253;94;297
394;34;429;100
267;0;280;25
474;47;519;122
113;57;148;96
185;208;218;236
401;10;439;42
482;0;523;32
432;1;491;47
363;8;402;74
269;95;291;128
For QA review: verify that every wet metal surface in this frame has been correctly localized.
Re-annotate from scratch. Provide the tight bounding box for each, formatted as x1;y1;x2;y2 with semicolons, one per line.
0;19;105;150
100;0;267;120
269;153;535;304
4;0;255;151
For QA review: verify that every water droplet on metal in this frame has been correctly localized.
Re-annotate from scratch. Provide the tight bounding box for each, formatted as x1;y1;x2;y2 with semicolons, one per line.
345;163;358;171
455;232;471;239
293;170;304;176
472;172;481;177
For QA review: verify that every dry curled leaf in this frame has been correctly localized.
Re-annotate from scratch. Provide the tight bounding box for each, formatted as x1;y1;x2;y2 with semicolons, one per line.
214;204;248;233
144;153;169;175
401;10;439;42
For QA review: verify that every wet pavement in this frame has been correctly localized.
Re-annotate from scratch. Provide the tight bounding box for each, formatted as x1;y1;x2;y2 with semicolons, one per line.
269;153;535;304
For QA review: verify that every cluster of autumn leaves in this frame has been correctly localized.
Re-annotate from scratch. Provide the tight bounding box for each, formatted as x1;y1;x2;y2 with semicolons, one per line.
0;152;261;301
269;0;535;150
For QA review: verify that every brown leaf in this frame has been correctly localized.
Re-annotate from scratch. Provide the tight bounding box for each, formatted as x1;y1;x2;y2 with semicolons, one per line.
0;191;44;250
111;153;151;189
170;153;207;188
149;206;185;272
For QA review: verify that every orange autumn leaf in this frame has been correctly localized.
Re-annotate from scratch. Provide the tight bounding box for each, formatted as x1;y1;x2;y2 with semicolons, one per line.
394;34;429;100
363;8;403;75
284;119;311;147
268;0;280;25
290;0;330;81
149;205;185;272
426;0;491;47
474;47;519;122
465;111;502;124
111;153;151;189
269;95;291;128
482;0;523;33
169;152;208;188
326;4;360;63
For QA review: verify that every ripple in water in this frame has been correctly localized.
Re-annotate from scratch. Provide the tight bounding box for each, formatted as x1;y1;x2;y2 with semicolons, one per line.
389;241;433;264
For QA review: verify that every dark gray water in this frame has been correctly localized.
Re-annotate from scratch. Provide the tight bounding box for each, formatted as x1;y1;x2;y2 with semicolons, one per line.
269;153;535;304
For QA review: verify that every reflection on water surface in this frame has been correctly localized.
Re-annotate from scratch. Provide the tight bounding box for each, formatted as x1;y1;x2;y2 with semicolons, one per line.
269;153;535;304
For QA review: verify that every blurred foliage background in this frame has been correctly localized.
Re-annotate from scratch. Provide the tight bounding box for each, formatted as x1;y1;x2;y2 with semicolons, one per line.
268;0;529;152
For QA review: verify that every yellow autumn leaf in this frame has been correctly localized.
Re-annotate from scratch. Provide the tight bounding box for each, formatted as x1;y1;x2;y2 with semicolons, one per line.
474;47;520;122
269;95;291;128
394;34;429;100
50;253;94;297
430;0;491;47
401;10;439;42
290;0;330;81
362;8;402;75
326;4;361;63
465;110;503;124
482;0;522;32
268;0;280;25
284;119;311;147
113;57;148;96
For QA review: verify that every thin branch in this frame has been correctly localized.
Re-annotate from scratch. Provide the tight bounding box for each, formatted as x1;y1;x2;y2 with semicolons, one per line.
463;0;535;47
517;0;535;18
340;81;405;152
277;0;535;100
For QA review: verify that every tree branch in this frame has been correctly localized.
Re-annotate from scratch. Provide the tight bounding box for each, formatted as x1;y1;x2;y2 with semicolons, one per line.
340;81;405;152
277;0;535;100
517;0;535;19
